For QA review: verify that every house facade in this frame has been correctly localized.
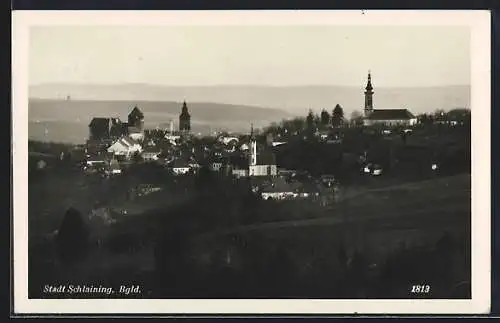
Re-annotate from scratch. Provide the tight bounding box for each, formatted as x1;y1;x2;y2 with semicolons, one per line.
169;159;192;175
249;164;278;177
107;137;142;157
128;126;145;142
141;147;162;161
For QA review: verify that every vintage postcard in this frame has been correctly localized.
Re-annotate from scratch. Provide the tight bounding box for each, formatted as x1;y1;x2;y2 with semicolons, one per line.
12;10;491;315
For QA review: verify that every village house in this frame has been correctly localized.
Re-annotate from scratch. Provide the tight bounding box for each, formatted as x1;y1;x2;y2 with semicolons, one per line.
165;133;182;145
252;177;321;201
170;159;191;175
218;136;239;146
85;155;108;167
128;126;145;142
362;72;418;127
208;157;225;172
107;136;142;158
141;147;162;162
258;177;300;200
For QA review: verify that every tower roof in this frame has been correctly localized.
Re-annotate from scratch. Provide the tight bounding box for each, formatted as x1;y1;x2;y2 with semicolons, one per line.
250;123;255;139
365;71;373;92
180;100;190;118
129;106;144;119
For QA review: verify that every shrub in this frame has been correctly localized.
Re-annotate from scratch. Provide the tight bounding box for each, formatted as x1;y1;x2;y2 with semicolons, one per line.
55;207;90;264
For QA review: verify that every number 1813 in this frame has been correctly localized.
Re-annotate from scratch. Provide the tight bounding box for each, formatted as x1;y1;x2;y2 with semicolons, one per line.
411;284;430;294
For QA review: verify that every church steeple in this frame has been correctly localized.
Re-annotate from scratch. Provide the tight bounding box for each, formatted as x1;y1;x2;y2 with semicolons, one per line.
179;100;191;132
249;123;257;166
364;70;374;116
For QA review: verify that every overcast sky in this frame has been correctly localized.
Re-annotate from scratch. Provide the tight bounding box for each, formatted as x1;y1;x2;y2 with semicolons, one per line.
29;25;470;87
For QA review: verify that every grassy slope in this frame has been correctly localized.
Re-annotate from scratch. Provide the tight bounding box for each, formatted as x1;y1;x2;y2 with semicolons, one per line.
28;168;470;298
195;174;470;247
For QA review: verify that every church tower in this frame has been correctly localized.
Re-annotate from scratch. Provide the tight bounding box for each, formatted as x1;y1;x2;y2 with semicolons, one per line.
249;124;257;166
179;100;191;133
364;71;374;117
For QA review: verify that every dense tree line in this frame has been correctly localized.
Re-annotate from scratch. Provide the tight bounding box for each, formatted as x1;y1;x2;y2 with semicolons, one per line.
150;224;469;298
263;104;346;140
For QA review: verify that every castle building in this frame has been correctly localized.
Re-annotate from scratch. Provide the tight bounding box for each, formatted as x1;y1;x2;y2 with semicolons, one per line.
88;117;111;141
179;101;191;133
363;71;417;127
88;105;144;145
128;105;145;131
126;106;145;141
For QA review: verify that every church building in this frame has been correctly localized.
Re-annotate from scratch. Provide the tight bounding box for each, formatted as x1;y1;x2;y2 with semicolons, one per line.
363;72;417;127
179;101;191;133
248;124;278;177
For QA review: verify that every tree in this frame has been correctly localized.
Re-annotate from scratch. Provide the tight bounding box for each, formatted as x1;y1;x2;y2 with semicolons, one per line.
332;104;345;127
56;207;90;264
290;117;305;135
132;151;142;163
314;114;321;128
320;109;331;126
434;109;447;122
196;165;213;190
418;113;432;125
306;109;316;138
350;110;364;127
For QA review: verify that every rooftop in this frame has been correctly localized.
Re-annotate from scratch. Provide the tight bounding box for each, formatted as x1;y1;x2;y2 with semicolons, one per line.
128;126;143;134
89;117;110;128
116;136;140;147
367;109;416;120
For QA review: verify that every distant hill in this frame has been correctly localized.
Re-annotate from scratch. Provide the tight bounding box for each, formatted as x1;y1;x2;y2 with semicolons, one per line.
29;83;471;117
28;99;291;144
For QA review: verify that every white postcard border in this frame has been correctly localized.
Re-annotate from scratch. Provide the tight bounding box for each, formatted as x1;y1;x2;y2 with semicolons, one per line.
12;10;491;314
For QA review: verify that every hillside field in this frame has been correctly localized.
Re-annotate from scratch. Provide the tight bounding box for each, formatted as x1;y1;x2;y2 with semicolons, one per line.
28;170;471;299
